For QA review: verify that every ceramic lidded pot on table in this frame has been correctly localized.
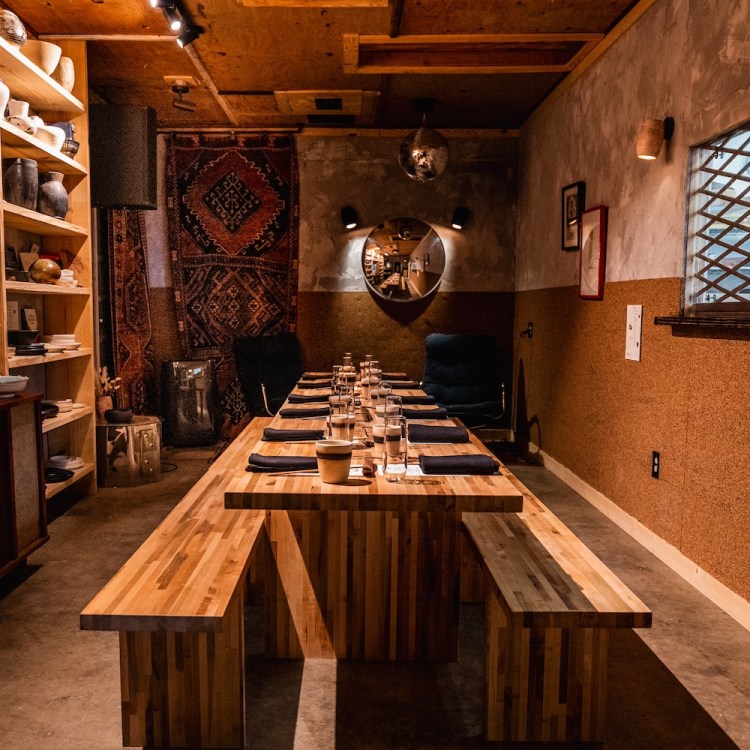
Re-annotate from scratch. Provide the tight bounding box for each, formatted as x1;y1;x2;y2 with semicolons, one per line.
37;171;68;219
0;10;27;47
2;157;38;209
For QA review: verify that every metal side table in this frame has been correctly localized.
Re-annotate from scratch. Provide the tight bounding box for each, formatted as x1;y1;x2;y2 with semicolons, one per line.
96;416;161;488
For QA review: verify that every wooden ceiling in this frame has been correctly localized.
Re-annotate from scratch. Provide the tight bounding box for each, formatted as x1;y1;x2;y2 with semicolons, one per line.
5;0;648;130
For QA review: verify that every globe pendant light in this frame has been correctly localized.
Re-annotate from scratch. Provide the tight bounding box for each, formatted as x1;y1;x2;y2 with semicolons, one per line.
398;99;449;182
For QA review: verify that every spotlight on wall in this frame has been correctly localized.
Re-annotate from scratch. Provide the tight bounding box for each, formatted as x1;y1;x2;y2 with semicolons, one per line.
163;6;183;31
636;117;675;160
340;205;359;230
177;25;202;48
451;206;470;230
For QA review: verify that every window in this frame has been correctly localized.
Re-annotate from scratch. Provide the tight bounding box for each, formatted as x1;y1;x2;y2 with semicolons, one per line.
685;123;750;316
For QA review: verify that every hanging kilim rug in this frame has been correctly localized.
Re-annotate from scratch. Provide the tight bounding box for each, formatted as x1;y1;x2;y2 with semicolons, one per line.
108;208;157;414
167;133;299;437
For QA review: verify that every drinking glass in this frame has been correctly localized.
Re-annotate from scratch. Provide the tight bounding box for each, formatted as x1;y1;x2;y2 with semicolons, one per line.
383;415;407;480
328;397;354;441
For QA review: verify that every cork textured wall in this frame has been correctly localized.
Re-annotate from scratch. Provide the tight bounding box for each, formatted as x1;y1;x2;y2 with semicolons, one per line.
514;0;750;602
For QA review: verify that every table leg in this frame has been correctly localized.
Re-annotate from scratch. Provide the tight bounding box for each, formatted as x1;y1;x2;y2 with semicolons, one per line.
264;509;459;661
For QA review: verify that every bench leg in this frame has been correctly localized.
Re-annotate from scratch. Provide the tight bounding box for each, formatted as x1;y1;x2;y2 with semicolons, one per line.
485;596;609;743
119;587;245;749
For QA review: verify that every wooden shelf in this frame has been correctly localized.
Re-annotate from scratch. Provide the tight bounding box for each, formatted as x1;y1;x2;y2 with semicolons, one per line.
0;120;87;178
42;404;93;433
45;462;94;500
655;315;750;330
0;36;84;115
2;201;88;237
5;280;90;296
8;347;92;369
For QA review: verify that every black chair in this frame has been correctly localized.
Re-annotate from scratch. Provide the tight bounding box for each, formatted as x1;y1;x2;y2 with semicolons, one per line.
421;333;506;429
234;333;303;416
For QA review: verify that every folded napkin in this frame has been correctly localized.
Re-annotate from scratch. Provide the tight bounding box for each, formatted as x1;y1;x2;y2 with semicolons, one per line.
300;372;330;380
402;406;449;420
296;382;332;390
418;454;499;475
408;424;469;443
400;395;437;405
262;427;325;442
387;381;420;390
279;406;329;418
288;393;329;404
246;453;317;472
380;372;411;381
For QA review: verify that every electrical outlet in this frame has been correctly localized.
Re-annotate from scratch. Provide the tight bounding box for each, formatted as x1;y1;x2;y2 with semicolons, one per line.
651;451;660;479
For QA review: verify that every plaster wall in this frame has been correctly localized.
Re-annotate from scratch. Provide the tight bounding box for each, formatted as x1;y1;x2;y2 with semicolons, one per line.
514;0;750;604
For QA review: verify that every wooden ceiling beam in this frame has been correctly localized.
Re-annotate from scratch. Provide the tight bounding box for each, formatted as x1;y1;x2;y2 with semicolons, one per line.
344;33;604;74
237;0;388;5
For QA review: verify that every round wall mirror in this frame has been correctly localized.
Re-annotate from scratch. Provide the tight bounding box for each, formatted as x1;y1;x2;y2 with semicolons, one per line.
362;217;446;302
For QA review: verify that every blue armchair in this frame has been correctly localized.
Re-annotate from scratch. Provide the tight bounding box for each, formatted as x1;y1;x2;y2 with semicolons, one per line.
421;333;506;428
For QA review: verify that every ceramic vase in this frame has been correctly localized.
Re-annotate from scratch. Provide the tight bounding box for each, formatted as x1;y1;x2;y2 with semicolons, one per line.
0;10;27;47
96;395;113;418
51;57;75;92
37;171;68;219
2;157;38;210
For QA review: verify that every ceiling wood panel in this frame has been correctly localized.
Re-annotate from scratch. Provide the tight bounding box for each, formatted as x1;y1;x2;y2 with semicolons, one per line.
5;0;646;129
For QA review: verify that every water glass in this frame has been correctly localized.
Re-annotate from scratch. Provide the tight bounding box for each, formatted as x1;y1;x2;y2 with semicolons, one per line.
383;415;407;480
328;397;354;441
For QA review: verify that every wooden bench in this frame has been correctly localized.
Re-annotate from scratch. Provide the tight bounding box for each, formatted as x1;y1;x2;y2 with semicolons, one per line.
462;470;652;744
81;417;271;750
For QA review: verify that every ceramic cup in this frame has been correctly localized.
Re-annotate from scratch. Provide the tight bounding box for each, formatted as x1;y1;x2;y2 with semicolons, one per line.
8;99;29;117
315;439;353;484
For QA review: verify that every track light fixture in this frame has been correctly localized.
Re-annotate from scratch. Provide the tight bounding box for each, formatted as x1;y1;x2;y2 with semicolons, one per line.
163;6;183;32
451;206;470;230
340;205;359;230
177;25;202;48
150;0;174;7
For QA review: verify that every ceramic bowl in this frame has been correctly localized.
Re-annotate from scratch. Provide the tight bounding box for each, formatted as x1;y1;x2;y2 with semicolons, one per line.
7;329;39;346
0;374;29;396
34;124;66;151
21;40;62;75
61;139;79;158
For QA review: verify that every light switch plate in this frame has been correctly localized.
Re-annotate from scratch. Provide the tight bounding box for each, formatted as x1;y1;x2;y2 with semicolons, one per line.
626;305;643;361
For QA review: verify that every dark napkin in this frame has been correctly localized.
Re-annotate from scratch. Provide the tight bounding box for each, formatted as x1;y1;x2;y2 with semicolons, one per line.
402;406;449;420
400;395;436;405
418;454;499;475
380;372;411;381
296;382;332;390
300;372;330;380
279;406;329;418
262;427;325;442
387;380;420;389
246;453;317;472
408;424;469;443
288;393;329;404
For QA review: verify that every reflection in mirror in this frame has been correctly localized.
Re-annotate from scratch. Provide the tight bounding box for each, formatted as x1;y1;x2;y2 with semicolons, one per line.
362;217;446;303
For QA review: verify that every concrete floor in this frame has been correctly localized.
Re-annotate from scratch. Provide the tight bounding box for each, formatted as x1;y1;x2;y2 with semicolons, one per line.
1;450;749;749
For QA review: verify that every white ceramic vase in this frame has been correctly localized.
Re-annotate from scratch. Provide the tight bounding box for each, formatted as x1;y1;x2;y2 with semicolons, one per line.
0;79;9;117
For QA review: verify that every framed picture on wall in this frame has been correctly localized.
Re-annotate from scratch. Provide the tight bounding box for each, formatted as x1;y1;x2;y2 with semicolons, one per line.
561;181;586;251
579;205;608;299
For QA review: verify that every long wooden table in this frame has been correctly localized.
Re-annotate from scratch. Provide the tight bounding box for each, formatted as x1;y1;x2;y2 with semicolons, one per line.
225;383;523;662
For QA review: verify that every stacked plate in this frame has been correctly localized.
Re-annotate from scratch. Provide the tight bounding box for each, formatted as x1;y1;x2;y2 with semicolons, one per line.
42;334;81;351
14;343;47;357
0;375;28;398
46;454;84;471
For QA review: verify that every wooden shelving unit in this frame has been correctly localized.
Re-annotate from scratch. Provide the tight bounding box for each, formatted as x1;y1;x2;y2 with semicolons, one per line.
0;34;96;501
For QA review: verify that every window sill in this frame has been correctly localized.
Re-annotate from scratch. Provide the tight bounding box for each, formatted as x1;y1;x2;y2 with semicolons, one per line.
654;315;750;337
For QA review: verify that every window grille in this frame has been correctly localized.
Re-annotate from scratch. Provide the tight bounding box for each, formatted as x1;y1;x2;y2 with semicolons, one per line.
685;124;750;315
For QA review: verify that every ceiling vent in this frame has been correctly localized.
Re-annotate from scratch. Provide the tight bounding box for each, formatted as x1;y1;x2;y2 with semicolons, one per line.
275;90;379;123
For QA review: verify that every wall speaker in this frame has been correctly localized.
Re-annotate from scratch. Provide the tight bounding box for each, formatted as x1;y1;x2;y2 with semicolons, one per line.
89;105;157;209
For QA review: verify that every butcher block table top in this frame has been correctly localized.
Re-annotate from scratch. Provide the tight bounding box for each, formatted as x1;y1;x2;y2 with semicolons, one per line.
225;384;523;514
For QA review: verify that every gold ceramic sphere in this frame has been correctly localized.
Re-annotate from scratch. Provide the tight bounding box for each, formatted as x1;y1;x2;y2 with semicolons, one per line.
29;258;62;283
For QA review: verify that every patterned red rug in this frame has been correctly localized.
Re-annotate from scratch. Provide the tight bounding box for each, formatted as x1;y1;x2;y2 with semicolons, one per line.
108;208;157;414
167;133;299;437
